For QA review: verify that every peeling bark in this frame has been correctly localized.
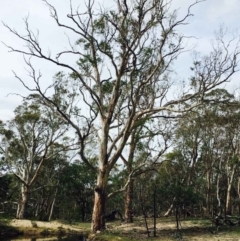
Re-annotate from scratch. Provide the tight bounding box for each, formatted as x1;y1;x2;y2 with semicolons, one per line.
91;168;108;232
16;184;28;219
124;178;134;223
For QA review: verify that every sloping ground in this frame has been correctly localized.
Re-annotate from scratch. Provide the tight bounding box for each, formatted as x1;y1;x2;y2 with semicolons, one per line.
10;219;84;231
8;219;88;237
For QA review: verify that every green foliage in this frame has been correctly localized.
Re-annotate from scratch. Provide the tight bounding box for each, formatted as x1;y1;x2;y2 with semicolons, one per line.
56;162;95;221
229;155;239;165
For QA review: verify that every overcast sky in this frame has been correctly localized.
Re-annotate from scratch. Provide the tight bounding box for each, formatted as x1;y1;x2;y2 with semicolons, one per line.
0;0;240;121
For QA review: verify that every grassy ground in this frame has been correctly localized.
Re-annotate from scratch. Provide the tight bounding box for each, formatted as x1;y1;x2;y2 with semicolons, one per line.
97;217;240;241
1;216;240;240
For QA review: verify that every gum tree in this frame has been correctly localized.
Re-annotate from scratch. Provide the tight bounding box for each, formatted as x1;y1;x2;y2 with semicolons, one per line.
0;99;70;219
3;0;239;231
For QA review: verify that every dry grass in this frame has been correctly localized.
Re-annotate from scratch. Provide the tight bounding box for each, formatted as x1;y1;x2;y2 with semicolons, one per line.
2;217;240;240
100;217;240;241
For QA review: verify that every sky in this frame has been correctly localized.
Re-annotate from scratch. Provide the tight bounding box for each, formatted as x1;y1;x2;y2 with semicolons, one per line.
0;0;240;121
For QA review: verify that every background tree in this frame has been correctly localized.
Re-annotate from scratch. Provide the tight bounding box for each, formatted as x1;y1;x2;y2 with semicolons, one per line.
0;174;19;217
57;161;95;222
171;89;240;216
120;117;171;223
30;150;69;221
0;99;71;219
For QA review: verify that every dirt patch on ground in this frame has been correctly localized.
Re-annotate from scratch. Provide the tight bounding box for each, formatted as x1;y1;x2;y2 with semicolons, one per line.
8;218;87;238
112;218;200;232
10;219;82;231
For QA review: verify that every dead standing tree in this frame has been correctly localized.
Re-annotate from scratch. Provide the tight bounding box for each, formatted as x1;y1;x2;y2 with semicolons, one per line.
3;0;240;232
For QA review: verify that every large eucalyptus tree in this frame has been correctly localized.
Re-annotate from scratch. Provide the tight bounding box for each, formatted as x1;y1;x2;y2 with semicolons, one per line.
3;0;239;231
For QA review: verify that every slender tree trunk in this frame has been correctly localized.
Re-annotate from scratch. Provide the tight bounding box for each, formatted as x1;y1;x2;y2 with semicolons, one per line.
78;199;87;222
34;203;39;217
216;176;222;215
81;201;86;222
48;182;59;221
237;177;240;216
206;170;211;214
216;164;222;215
175;205;180;231
226;165;236;215
48;197;56;221
124;177;134;223
164;200;175;217
124;129;136;223
226;187;232;215
216;173;222;209
140;186;150;238
153;183;157;237
16;184;29;219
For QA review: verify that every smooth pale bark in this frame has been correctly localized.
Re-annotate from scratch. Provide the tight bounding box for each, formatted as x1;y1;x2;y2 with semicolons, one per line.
226;164;236;215
164;202;174;217
216;159;222;215
124;179;134;223
16;184;29;219
216;173;221;211
48;183;59;221
48;197;56;221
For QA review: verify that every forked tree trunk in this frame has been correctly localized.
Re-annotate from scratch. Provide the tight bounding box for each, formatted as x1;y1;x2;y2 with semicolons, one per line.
124;178;134;223
16;184;29;219
91;168;108;232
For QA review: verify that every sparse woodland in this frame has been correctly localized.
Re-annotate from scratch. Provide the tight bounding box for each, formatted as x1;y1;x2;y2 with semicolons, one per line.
1;0;240;236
